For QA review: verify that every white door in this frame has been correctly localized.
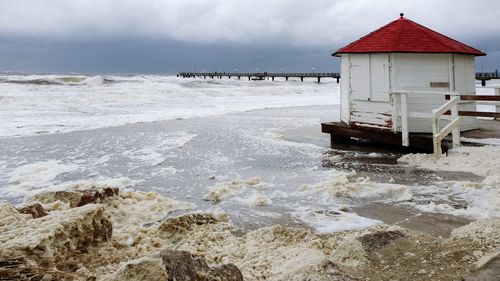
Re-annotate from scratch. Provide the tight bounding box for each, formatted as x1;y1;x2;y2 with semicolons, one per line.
350;54;370;101
369;54;390;102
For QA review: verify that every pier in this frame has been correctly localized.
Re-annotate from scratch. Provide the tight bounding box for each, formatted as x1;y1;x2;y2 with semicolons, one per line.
476;71;500;86
178;71;499;85
177;72;341;83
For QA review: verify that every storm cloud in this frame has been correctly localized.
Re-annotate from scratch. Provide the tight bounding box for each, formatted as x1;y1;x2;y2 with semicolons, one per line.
0;0;499;73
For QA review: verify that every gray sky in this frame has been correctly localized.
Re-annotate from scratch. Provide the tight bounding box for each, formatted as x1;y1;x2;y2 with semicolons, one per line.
0;0;499;74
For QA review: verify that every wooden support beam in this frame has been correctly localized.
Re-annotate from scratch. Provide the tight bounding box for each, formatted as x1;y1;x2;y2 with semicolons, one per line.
301;77;304;82
317;77;320;83
445;95;500;101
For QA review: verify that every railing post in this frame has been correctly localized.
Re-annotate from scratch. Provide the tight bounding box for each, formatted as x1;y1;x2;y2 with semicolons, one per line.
391;92;399;133
451;98;460;148
432;114;442;159
401;93;409;146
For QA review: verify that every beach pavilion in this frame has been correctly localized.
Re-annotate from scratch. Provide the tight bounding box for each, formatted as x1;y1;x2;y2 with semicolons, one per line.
323;13;486;152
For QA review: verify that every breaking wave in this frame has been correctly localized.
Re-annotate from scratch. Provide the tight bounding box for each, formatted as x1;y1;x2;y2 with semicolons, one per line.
0;75;124;86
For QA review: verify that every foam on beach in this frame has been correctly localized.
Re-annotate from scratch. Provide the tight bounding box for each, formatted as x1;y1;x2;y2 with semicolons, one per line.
398;146;500;219
297;170;413;202
1;179;499;280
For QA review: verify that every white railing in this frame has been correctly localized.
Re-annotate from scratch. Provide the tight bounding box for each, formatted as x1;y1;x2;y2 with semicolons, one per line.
431;96;462;159
390;91;462;158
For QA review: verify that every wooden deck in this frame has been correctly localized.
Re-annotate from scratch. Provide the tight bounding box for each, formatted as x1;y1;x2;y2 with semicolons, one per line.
321;119;499;151
321;122;436;151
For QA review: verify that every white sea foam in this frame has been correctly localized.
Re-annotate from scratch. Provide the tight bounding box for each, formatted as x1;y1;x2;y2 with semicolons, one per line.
399;146;500;219
398;145;500;177
4;160;79;197
297;171;413;203
0;74;339;138
203;177;268;202
293;207;382;233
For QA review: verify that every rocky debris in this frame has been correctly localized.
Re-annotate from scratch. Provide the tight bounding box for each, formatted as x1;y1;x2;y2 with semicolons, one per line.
104;257;169;281
159;213;218;236
159;250;243;281
357;230;405;252
0;203;112;276
78;187;119;206
28;187;119;208
30;190;82;208
17;203;48;218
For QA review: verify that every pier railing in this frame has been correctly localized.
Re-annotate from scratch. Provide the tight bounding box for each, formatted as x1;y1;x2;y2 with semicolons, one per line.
178;71;499;85
177;72;341;83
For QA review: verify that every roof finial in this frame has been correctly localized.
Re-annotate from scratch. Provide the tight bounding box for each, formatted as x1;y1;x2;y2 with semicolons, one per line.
400;13;404;18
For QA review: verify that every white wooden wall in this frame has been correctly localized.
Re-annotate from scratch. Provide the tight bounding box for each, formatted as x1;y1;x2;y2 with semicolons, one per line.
340;53;392;129
393;53;477;132
339;53;478;133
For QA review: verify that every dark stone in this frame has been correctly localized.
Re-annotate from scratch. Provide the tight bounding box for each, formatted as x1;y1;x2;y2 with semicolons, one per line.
357;230;405;252
17;203;48;218
209;264;245;281
77;187;119;207
159;250;243;281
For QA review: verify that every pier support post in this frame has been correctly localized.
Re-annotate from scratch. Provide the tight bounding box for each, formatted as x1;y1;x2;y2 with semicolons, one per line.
228;76;231;79
286;77;288;81
272;77;275;81
301;77;304;82
336;77;340;83
248;76;251;81
204;76;206;79
481;79;486;86
317;77;320;83
238;76;241;80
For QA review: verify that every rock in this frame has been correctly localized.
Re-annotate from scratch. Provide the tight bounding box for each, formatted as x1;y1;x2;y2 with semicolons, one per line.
30;190;82;208
17;203;48;218
105;257;169;281
159;250;243;281
78;187;119;206
28;187;120;208
159;213;217;236
357;230;405;252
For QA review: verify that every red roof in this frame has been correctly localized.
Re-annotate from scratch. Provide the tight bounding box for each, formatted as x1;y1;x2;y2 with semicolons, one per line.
333;15;486;56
